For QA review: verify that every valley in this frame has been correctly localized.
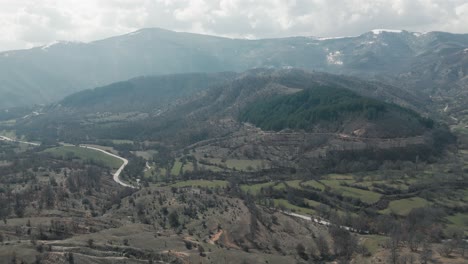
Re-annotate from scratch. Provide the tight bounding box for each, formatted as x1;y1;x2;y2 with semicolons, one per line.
0;124;466;263
0;68;467;264
0;24;466;264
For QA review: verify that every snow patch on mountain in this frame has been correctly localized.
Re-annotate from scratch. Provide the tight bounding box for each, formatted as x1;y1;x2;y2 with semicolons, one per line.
361;40;388;47
41;41;61;50
127;30;142;36
371;29;403;35
327;51;343;65
362;41;375;45
413;32;429;37
41;40;81;51
318;36;355;41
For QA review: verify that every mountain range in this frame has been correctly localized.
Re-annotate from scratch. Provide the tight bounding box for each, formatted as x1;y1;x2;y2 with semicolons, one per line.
1;27;466;264
0;28;467;109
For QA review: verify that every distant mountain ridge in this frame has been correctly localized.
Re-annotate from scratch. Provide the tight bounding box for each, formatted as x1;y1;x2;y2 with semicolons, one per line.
0;27;467;109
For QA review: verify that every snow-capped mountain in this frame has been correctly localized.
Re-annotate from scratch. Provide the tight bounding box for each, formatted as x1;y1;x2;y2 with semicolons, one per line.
0;28;466;108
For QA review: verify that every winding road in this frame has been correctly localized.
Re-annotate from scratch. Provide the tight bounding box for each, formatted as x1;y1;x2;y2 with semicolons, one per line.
281;210;369;234
79;145;135;188
0;136;136;189
0;135;40;146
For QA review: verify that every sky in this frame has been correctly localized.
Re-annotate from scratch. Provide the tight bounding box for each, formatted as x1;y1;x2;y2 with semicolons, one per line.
1;0;468;51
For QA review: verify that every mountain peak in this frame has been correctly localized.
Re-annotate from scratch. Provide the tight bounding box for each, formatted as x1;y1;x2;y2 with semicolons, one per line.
126;27;175;35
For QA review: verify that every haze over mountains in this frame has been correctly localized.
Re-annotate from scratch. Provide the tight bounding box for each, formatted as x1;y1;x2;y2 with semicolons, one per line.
0;27;467;109
1;24;468;263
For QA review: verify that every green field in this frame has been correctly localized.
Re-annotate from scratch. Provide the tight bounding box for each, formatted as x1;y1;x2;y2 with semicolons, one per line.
274;182;287;191
302;180;326;191
112;139;134;144
304;199;322;208
285;180;303;189
446;213;468;234
0;130;17;138
144;159;195;180
380;197;431;216
436;195;467;208
320;179;354;187
274;199;315;215
199;163;224;172
361;235;387;254
357;180;410;191
182;162;194;172
132;150;157;160
171;160;183;175
461;150;468;169
225;159;266;171
240;182;275;194
170;180;228;188
320;180;382;204
326;174;355;180
204;158;268;171
44;146;123;169
0;119;16;126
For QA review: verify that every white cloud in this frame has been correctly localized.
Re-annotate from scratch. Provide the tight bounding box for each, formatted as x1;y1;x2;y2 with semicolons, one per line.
0;0;467;51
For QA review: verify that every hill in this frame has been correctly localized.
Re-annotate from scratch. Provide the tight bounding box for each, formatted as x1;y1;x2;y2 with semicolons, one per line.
11;69;431;143
239;85;433;138
59;68;428;114
60;72;236;113
8;69;453;175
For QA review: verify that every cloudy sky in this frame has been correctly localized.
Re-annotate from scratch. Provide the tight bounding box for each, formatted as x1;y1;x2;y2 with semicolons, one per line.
1;0;468;51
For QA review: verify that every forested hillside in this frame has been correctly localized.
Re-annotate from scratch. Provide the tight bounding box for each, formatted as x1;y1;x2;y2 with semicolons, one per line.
240;86;434;137
60;72;236;113
12;69;431;144
8;70;452;172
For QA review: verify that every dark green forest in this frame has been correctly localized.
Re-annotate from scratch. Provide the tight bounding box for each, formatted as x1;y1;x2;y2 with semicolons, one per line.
240;86;434;132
